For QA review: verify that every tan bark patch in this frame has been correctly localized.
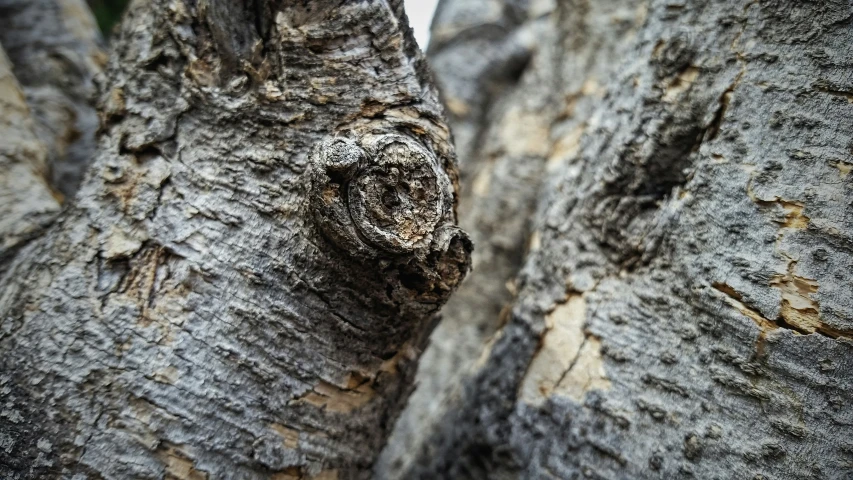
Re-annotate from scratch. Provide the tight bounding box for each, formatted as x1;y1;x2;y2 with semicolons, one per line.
103;87;126;118
770;267;821;334
157;442;209;480
311;470;339;480
360;100;387;117
581;78;605;97
746;175;810;230
471;163;494;197
474;330;504;370
546;123;586;170
152;366;179;385
445;97;470;116
271;468;303;480
527;230;541;252
743;175;852;338
0;49;52;180
520;295;610;405
187;59;216;88
553;336;611;402
269;468;337;480
103;227;144;259
662;66;700;102
270;423;300;449
500;107;551;157
294;380;376;414
779;201;809;229
291;354;398;418
58;0;101;45
712;282;778;332
129;397;155;424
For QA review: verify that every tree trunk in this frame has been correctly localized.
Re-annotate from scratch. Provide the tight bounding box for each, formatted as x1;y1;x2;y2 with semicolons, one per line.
0;0;105;198
0;46;62;268
3;0;853;479
386;0;853;479
0;1;469;479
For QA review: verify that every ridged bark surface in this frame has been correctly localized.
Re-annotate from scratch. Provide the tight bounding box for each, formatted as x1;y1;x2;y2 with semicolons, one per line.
388;0;853;478
0;1;468;478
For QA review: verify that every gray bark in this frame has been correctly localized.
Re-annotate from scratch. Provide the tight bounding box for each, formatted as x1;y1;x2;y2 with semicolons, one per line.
0;1;468;479
0;0;105;198
2;0;852;478
0;46;61;268
378;1;550;476
386;0;853;479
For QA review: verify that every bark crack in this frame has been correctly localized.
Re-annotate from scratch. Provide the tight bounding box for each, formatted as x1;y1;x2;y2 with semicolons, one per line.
742;172;852;340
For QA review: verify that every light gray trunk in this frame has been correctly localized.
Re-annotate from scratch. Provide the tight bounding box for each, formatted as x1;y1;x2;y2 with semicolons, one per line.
0;46;62;268
382;0;853;479
0;0;104;198
0;1;469;479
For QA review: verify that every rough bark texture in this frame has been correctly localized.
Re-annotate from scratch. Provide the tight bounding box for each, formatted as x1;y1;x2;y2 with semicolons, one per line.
0;1;469;479
390;0;853;479
0;0;105;198
378;1;550;476
3;0;853;478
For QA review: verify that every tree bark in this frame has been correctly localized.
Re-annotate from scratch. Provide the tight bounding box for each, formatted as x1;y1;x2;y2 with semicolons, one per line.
390;0;853;479
0;46;62;268
0;0;105;198
378;1;550;476
0;1;469;479
3;0;853;478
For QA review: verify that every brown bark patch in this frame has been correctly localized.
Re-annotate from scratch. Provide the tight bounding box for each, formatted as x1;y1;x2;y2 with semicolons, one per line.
269;423;300;449
156;442;209;480
293;380;376;414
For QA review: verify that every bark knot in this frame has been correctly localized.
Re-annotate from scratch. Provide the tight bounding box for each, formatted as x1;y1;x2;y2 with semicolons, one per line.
308;134;472;299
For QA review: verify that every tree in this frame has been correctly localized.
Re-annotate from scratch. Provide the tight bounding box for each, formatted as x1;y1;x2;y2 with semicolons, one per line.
0;0;104;199
381;0;853;479
0;1;470;478
2;1;852;480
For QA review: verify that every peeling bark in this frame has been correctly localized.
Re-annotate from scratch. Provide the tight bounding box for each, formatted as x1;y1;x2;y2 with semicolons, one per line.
0;1;467;479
